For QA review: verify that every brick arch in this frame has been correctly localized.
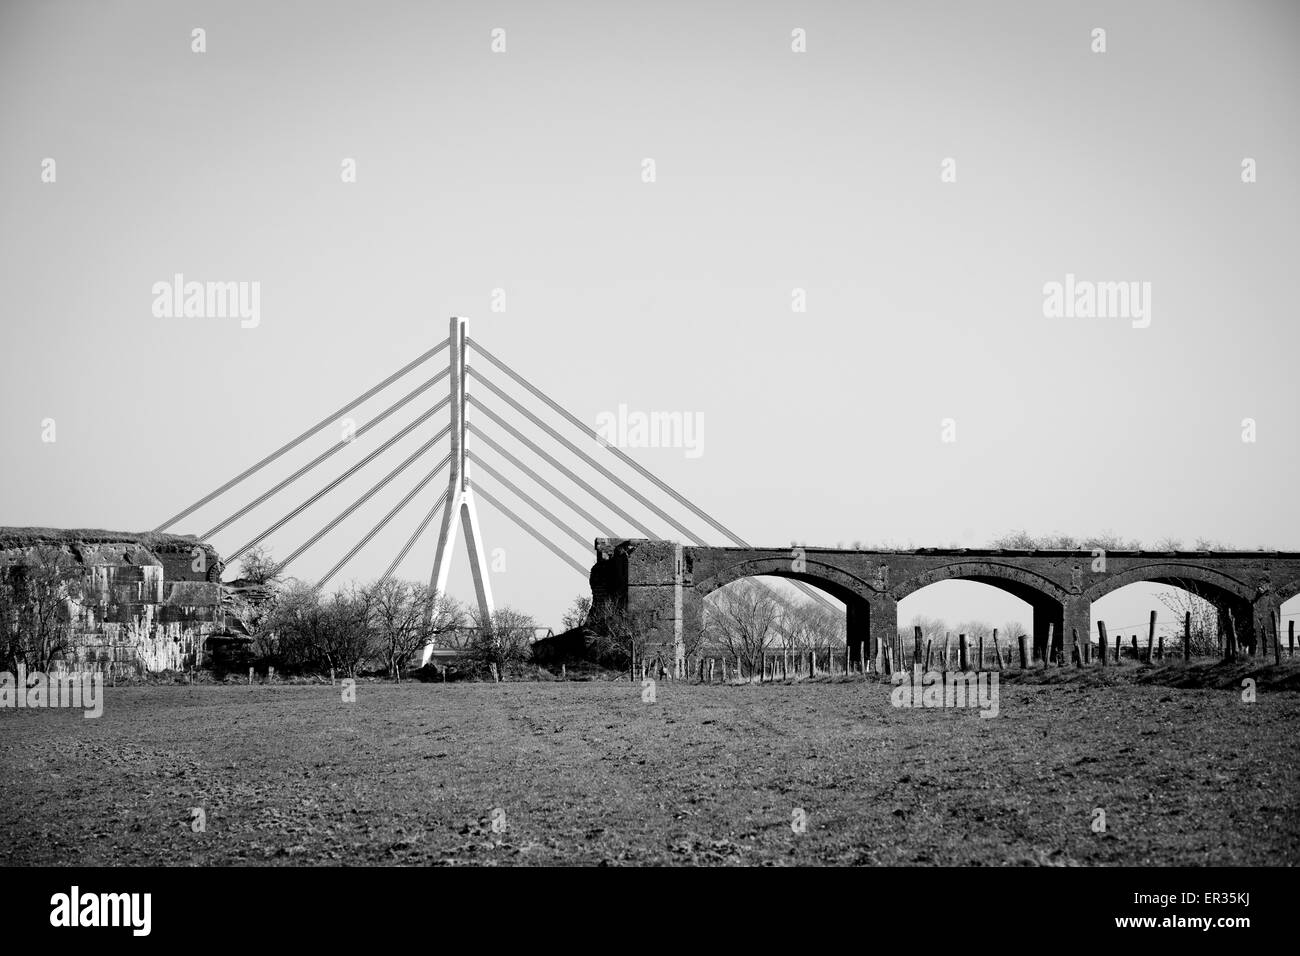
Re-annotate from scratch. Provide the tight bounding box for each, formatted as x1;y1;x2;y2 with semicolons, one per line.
692;557;872;605
889;561;1070;605
1080;562;1255;605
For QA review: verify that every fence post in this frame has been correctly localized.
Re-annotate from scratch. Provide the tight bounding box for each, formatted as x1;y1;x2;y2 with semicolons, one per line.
1273;610;1282;666
1017;634;1027;669
1147;611;1156;663
1184;612;1191;662
977;635;984;670
1097;622;1108;668
942;634;950;670
1045;624;1055;667
924;638;933;670
1290;620;1295;658
992;629;1005;670
958;634;967;670
1225;615;1238;661
1130;635;1138;660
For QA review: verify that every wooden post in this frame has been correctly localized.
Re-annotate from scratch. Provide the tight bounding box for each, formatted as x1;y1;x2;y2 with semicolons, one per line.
1130;635;1138;660
1145;633;1153;664
942;634;950;671
924;637;933;670
1272;610;1282;666
248;666;253;685
1114;634;1120;663
1184;611;1191;662
1045;624;1055;667
1225;614;1238;661
1157;635;1164;661
991;629;1004;670
958;634;967;670
977;635;984;670
1017;634;1027;669
1097;622;1108;668
1290;620;1295;658
883;645;892;677
1147;611;1156;663
913;626;923;670
809;651;816;678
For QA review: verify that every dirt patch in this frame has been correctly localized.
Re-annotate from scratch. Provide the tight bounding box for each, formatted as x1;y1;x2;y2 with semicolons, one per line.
1;679;1296;865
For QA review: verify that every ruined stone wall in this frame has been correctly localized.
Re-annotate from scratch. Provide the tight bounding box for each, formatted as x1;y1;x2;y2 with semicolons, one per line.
0;528;224;675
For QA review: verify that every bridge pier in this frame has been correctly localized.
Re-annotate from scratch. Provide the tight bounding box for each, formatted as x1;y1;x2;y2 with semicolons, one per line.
865;596;896;666
1064;598;1091;662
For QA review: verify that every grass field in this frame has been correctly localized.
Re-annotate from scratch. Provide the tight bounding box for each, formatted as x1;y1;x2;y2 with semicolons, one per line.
2;670;1297;865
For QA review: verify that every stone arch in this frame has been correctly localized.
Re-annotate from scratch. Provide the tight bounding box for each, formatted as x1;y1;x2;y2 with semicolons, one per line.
889;561;1071;605
690;556;879;667
691;556;875;605
1080;562;1255;606
890;561;1071;663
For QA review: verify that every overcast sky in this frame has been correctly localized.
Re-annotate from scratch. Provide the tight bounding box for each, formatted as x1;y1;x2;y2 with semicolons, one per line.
2;0;1297;632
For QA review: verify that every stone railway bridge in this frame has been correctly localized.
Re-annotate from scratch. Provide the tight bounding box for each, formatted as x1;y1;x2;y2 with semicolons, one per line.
589;539;1300;665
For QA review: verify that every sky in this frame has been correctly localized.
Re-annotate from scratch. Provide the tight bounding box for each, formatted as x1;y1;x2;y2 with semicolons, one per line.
1;0;1298;633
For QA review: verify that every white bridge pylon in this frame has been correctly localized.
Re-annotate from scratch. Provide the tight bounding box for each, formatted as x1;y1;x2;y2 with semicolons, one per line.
422;316;494;666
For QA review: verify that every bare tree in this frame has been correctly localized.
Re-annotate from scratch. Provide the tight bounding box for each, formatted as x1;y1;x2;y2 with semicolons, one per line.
586;599;651;668
1156;588;1219;655
238;546;282;587
560;594;592;632
270;582;376;676
705;581;781;678
320;586;376;677
0;547;86;671
364;579;461;679
468;606;537;678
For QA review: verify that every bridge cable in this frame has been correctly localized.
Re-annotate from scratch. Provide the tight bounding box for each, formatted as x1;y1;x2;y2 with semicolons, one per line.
468;339;838;614
468;451;598;554
155;338;449;532
271;436;449;577
469;370;701;542
472;482;591;579
469;429;616;537
315;455;452;592
468;337;746;543
466;402;658;539
206;376;451;540
379;488;451;584
226;413;452;564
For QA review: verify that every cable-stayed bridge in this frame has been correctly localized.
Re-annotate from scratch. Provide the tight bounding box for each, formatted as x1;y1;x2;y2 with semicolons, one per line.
154;316;839;652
